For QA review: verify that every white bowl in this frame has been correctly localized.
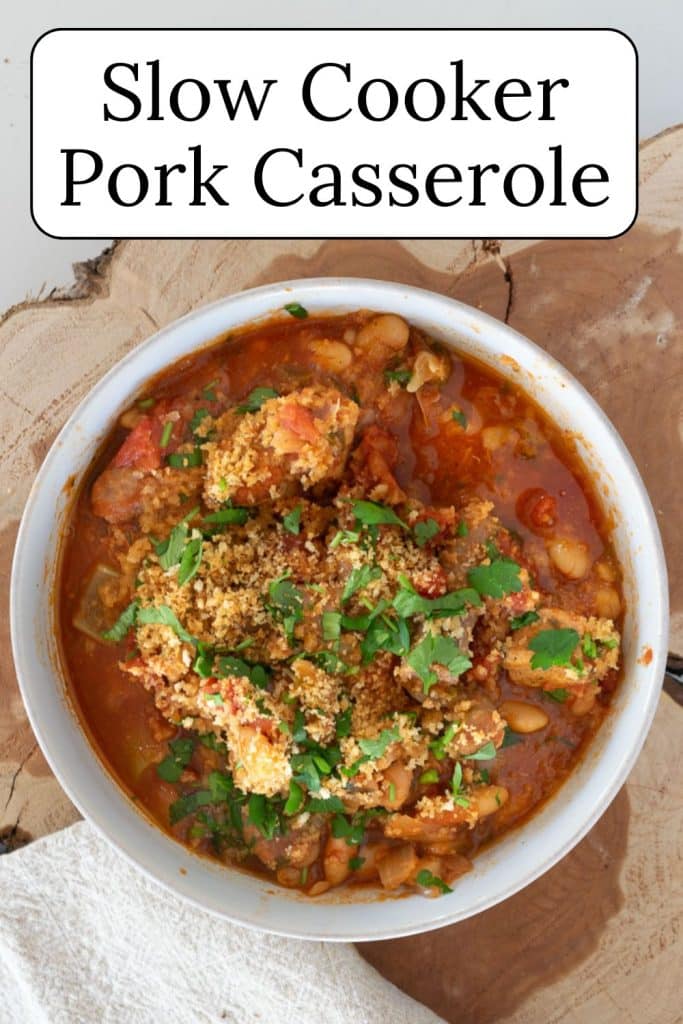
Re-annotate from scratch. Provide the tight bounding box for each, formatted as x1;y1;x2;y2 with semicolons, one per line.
10;279;668;941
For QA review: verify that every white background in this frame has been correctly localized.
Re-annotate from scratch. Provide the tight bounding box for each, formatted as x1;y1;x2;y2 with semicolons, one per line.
32;29;636;239
1;0;681;308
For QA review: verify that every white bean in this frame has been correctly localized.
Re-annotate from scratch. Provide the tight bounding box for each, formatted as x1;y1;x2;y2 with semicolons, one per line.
355;314;409;355
470;785;509;817
310;338;352;373
548;538;591;579
499;700;549;734
594;586;621;619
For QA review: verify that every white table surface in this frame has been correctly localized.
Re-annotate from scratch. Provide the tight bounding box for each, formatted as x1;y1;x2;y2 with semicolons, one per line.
1;0;681;312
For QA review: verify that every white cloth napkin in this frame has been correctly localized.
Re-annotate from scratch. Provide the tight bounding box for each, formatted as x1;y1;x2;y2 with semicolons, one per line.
0;821;443;1024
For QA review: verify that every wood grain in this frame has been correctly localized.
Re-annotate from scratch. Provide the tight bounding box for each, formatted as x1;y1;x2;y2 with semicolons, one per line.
0;128;681;1023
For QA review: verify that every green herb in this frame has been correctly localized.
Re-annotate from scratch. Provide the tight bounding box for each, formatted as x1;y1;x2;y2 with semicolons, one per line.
247;794;282;839
203;506;249;527
284;780;304;816
283;505;302;535
329;529;360;549
360;612;410;664
467;558;523;599
450;762;470;807
501;726;523;748
306;795;345;813
406;634;472;693
102;600;139;643
599;637;619;649
429;722;458;760
322;611;342;642
384;368;411;388
467;740;497;761
358;727;400;760
510;610;541;631
387;781;397;802
545;688;569;702
284;302;308;319
485;539;501;561
137;604;196;645
169;789;213;825
167;447;203;469
193;644;215;678
478;768;490;784
156;738;194;783
177;536;203;586
202;380;219;402
342;564;382;604
349;855;365;871
456;520;469;537
452;409;467;429
216;655;270;690
160;420;174;448
331;815;364;846
413;519;440;548
416;869;452;895
205;693;223;705
207;771;234;802
266;572;304;645
335;706;353;739
529;628;580;670
352;500;407;530
190;408;212;439
137;397;155;409
199;733;228;755
236;387;279;414
157;522;188;570
392;576;481;620
582;634;598;659
419;768;440;784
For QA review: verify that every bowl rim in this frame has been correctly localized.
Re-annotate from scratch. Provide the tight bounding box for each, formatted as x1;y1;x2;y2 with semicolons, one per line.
10;276;669;941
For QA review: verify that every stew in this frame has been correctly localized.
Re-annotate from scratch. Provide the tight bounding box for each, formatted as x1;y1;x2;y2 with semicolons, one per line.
58;307;623;898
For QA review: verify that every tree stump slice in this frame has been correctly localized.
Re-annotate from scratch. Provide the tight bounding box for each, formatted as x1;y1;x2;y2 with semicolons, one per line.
0;129;681;1022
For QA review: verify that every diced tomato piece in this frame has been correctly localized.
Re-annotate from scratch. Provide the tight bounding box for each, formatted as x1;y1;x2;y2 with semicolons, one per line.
516;488;557;532
414;566;449;598
112;415;163;470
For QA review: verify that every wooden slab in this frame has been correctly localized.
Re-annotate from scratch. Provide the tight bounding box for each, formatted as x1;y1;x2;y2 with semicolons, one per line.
0;128;681;1022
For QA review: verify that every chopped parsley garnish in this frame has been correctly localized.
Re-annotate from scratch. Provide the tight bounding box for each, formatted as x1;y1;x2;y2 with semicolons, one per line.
102;600;139;643
582;634;598;659
283;505;302;535
236;387;279;414
501;726;523;748
169;789;214;826
322;610;342;642
306;794;345;813
545;688;569;702
284;780;304;816
429;722;458;760
450;762;470;807
406;633;472;693
351;499;407;530
384;368;411;388
358;726;400;760
467;740;497;761
177;536;203;586
510;610;541;631
335;706;353;738
393;575;480;620
329;529;360;549
419;768;439;784
360;612;410;664
167;447;203;469
216;655;270;689
203;506;250;527
349;855;365;871
160;420;174;448
137;397;155;409
156;738;194;783
156;520;190;570
283;302;308;319
190;408;213;440
342;564;382;604
416;869;452;895
413;519;440;548
202;380;218;401
456;520;469;537
247;794;281;839
451;409;467;429
331;815;364;846
529;628;580;670
136;604;196;645
467;558;523;599
266;572;304;645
